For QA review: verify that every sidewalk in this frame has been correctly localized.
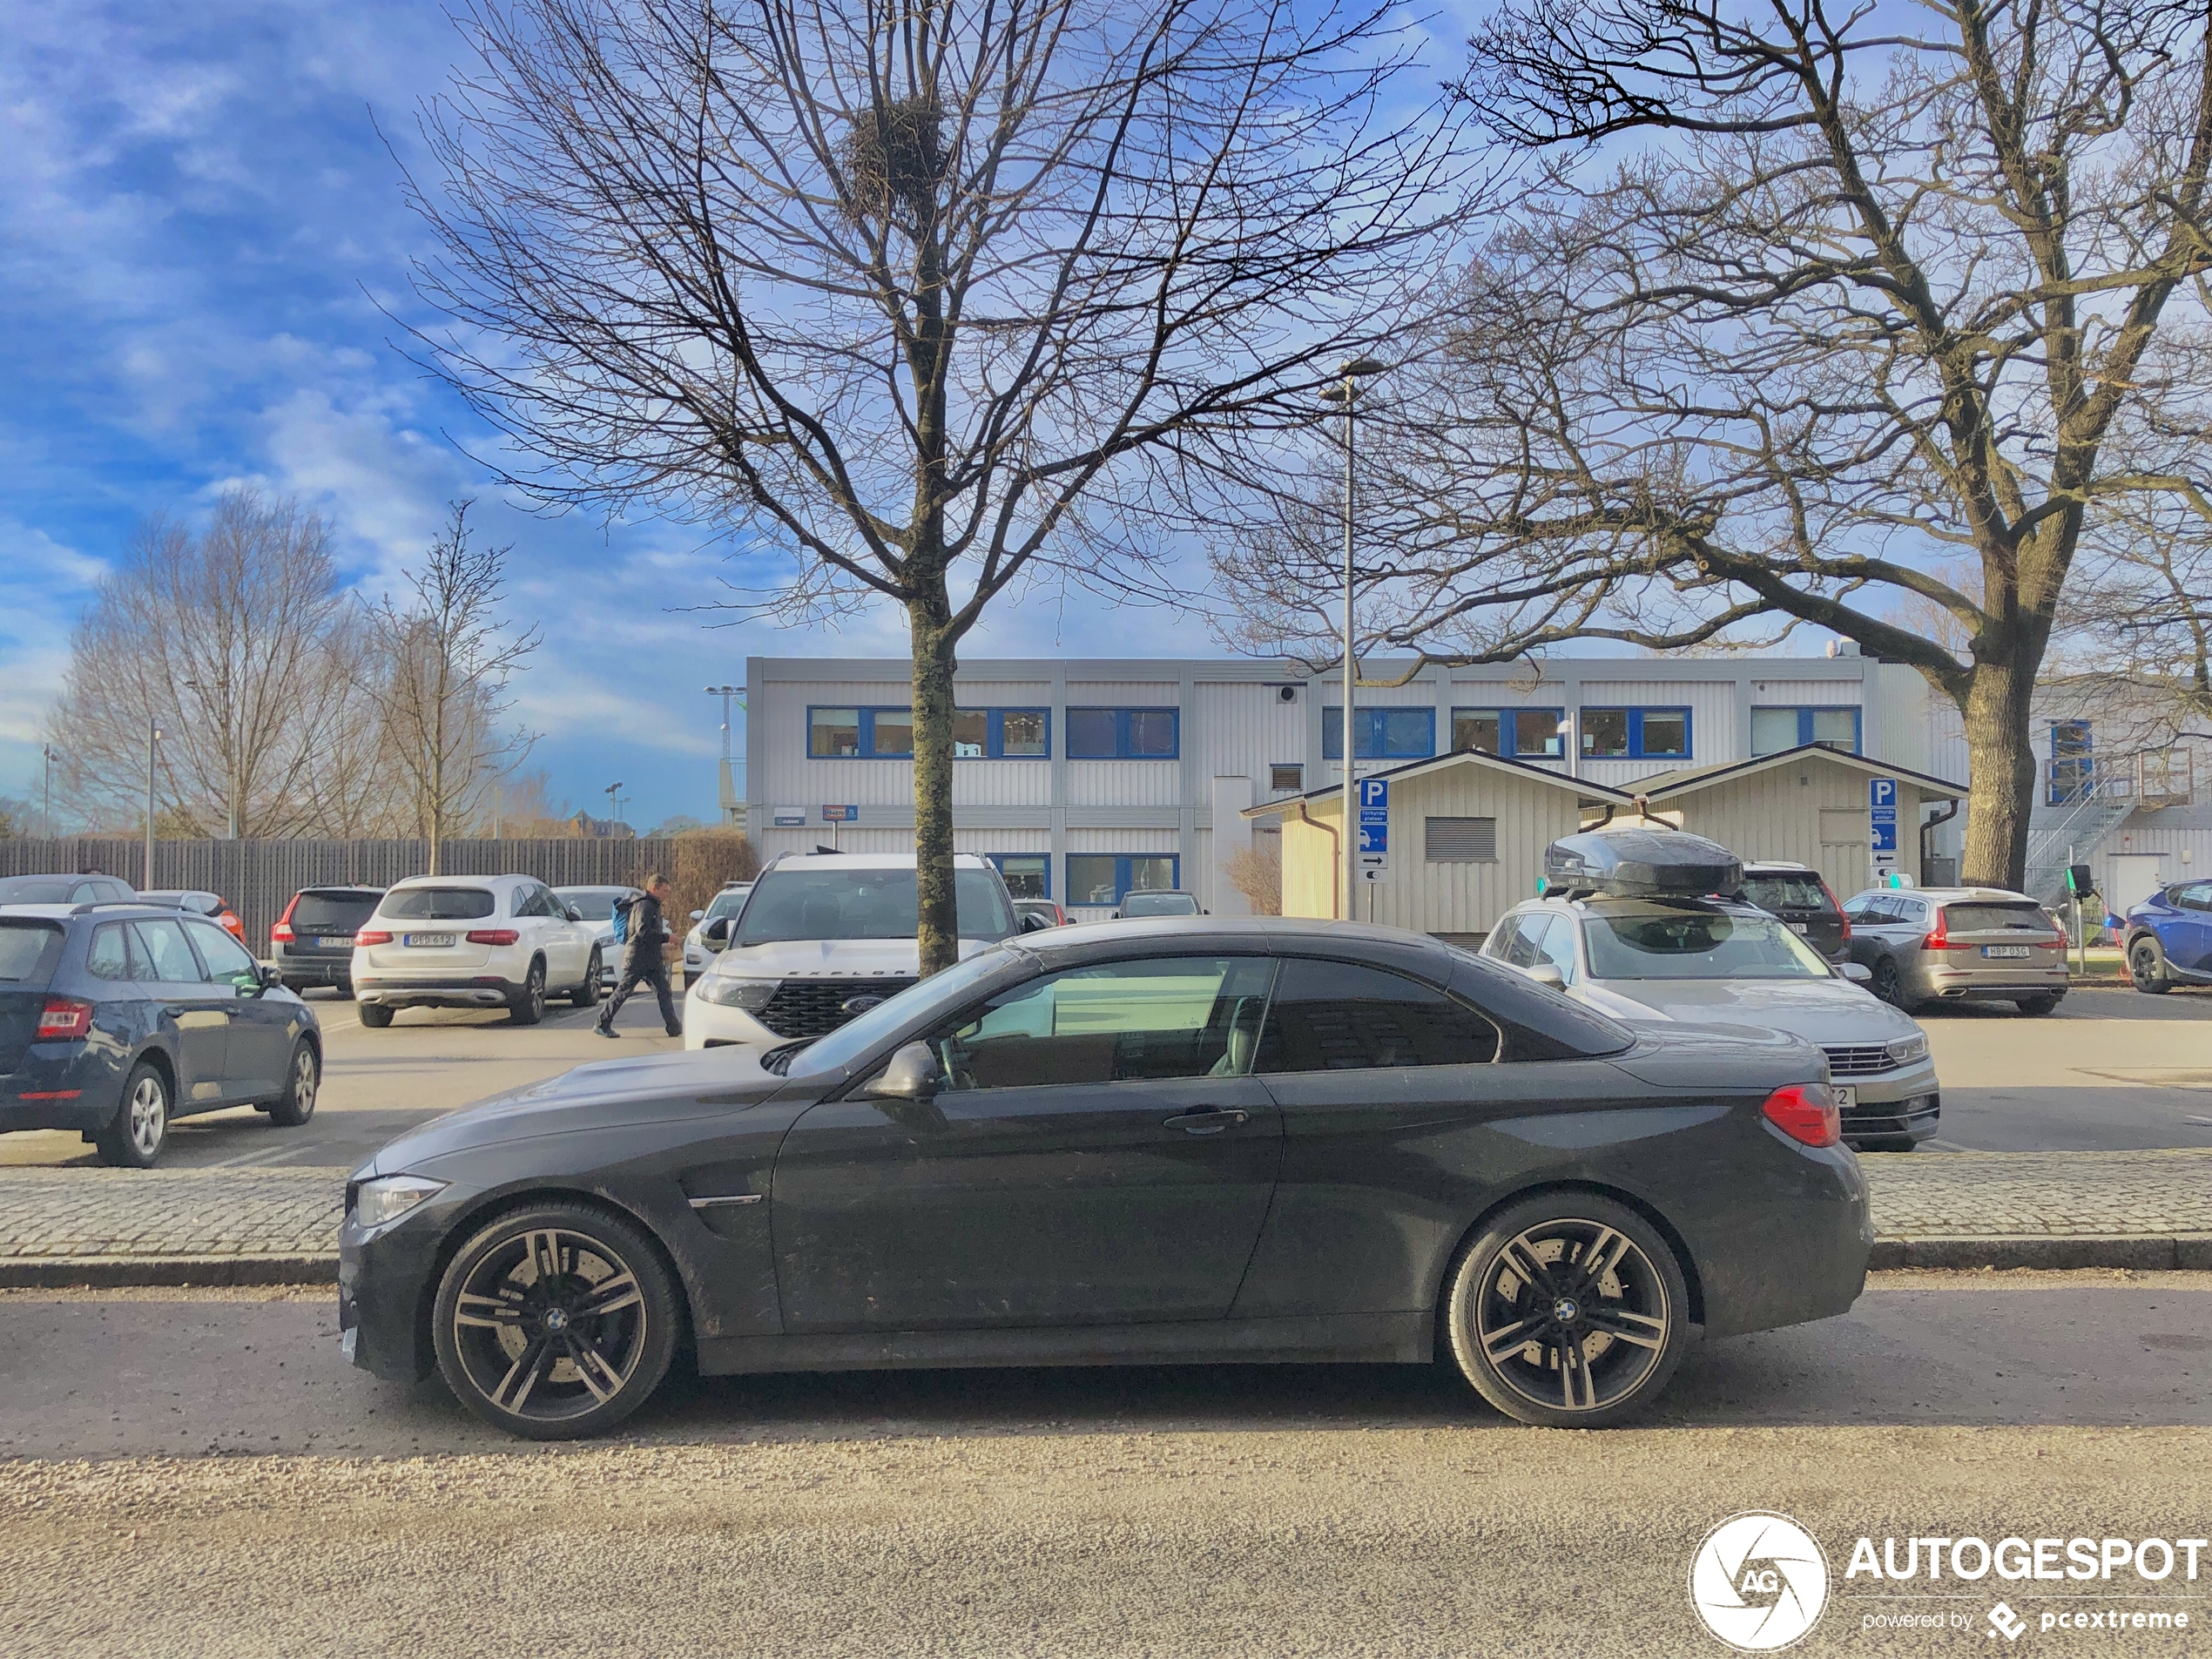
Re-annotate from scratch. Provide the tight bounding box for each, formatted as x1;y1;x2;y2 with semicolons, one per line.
3;1150;2209;1286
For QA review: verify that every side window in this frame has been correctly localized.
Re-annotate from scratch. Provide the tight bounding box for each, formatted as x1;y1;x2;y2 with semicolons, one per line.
86;923;135;981
185;918;258;982
1255;958;1501;1072
1533;916;1580;985
1495;914;1547;968
131;919;207;982
932;956;1277;1090
2181;883;2212;913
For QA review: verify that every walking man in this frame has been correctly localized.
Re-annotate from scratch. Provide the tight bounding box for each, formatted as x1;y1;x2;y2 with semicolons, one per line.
597;873;681;1038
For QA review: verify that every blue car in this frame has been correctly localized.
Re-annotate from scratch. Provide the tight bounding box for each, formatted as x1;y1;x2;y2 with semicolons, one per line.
0;902;322;1166
2121;880;2212;993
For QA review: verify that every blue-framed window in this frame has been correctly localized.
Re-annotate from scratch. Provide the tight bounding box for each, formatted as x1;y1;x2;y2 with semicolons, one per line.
1452;707;1567;759
988;853;1051;899
1750;706;1861;757
1067;707;1178;759
2048;719;2094;805
808;705;1050;759
1322;706;1435;761
1580;706;1692;760
1065;853;1179;907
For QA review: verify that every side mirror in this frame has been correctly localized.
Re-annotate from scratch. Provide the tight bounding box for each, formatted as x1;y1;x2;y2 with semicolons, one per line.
1839;961;1873;984
1020;912;1053;934
690;909;705;921
703;917;731;946
565;905;584;922
1526;963;1566;988
865;1041;941;1100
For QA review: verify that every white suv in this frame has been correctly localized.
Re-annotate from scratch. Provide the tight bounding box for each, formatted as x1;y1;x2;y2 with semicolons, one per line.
684;853;1021;1050
351;874;601;1028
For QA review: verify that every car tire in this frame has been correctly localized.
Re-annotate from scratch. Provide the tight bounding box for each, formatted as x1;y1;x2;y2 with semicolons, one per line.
2015;994;2061;1016
2128;937;2172;995
1442;1193;1691;1429
431;1203;681;1441
266;1041;320;1127
358;1002;395;1028
1871;956;1918;1011
95;1062;171;1169
570;949;603;1008
509;960;548;1026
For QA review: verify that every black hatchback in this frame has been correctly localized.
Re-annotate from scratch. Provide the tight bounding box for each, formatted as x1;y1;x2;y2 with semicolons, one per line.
270;886;386;995
1738;862;1850;961
0;903;322;1166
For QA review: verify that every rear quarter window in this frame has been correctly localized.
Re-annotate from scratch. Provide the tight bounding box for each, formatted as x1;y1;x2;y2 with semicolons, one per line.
0;921;64;983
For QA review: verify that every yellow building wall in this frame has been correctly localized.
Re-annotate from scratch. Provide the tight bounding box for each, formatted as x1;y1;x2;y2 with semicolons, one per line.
1279;803;1343;919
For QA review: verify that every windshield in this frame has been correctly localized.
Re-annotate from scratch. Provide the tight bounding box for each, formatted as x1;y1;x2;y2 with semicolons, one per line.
1739;873;1830;913
0;876;73;903
787;948;1021;1076
1119;892;1199;917
705;887;752;921
735;868;1015;945
381;887;497;921
1941;902;2054;933
0;921;63;981
1582;907;1834;980
556;890;625;921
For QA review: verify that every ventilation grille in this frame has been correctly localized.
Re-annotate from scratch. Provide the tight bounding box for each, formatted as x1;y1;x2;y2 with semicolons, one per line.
1822;1044;1897;1077
1425;817;1498;862
758;977;917;1040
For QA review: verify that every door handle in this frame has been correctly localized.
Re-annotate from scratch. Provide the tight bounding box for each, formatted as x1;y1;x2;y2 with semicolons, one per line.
1163;1108;1249;1135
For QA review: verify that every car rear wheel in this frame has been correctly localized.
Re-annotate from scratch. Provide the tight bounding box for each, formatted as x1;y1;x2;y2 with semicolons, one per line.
569;949;603;1008
358;1002;395;1028
1443;1194;1690;1429
2016;994;2061;1016
509;960;547;1026
266;1041;320;1127
432;1204;680;1440
2129;937;2172;995
96;1063;171;1169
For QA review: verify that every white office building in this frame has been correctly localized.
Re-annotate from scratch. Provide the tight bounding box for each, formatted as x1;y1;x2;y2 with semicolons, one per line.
741;651;1959;918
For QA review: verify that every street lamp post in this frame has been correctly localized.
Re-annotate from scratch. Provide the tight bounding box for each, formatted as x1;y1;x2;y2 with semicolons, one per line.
605;782;624;836
42;743;62;839
1327;358;1387;919
704;685;745;826
145;721;160;888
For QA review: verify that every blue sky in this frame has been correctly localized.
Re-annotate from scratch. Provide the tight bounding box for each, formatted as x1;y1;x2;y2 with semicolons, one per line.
0;0;1237;831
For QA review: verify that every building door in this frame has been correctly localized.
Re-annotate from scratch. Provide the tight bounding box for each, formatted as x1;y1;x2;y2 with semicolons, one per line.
2107;854;2168;924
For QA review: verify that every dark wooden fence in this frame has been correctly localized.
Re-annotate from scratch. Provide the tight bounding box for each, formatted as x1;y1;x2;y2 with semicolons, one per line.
0;838;693;950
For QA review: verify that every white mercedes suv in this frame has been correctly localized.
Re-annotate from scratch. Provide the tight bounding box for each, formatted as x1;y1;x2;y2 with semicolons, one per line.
684;853;1022;1049
351;874;601;1028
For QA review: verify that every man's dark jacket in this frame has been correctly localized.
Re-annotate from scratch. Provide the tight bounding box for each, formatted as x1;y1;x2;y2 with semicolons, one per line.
618;893;671;968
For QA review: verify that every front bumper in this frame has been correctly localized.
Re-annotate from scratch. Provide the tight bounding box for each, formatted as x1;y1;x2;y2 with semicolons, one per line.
1827;1055;1940;1145
339;1196;458;1382
355;975;525;1009
683;985;778;1050
0;1042;127;1134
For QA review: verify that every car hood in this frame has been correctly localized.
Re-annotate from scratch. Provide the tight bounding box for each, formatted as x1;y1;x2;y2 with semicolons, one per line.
354;1046;788;1177
703;935;1005;979
1574;976;1920;1044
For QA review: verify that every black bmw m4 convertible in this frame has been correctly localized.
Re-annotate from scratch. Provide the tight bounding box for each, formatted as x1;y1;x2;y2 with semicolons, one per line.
341;917;1871;1439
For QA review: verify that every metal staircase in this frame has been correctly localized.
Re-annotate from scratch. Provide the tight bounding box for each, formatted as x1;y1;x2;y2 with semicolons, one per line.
2022;778;2135;904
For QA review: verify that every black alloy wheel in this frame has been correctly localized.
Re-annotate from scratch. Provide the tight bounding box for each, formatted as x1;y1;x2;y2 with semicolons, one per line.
1445;1194;1689;1429
570;949;603;1008
266;1041;320;1127
97;1062;171;1169
2129;937;2171;995
1871;956;1912;1009
432;1205;679;1440
509;960;547;1026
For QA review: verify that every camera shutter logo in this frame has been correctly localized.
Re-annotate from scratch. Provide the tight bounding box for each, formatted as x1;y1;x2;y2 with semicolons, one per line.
1688;1512;1831;1651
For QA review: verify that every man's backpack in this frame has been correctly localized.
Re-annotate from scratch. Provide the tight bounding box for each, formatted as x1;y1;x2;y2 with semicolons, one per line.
611;895;631;946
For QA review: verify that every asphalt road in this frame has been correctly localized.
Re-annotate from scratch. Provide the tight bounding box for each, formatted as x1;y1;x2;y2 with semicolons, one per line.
2;1273;2207;1657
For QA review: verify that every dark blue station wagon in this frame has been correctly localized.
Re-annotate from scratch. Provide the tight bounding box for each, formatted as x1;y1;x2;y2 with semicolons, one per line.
0;903;323;1166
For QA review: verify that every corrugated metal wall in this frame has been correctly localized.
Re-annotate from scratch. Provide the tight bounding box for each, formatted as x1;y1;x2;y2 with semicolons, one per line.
1190;681;1305;793
0;838;701;953
1371;770;1583;936
1662;763;1929;896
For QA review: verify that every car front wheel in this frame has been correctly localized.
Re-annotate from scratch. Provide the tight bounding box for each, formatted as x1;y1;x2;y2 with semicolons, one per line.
1443;1194;1690;1429
97;1062;171;1168
431;1204;680;1440
2129;937;2172;995
1871;956;1917;1010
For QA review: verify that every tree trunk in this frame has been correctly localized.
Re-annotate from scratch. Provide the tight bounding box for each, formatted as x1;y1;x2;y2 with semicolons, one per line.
1957;652;2040;891
908;588;961;977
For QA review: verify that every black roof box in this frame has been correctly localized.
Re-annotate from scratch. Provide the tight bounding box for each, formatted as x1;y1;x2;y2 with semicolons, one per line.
1542;828;1743;899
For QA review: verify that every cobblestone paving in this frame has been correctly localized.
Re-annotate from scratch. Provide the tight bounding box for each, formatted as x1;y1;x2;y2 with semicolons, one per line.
1;1150;2208;1271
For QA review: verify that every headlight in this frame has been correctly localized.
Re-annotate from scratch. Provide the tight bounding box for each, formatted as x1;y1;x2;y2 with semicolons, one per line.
1886;1034;1929;1065
697;975;779;1010
354;1174;447;1229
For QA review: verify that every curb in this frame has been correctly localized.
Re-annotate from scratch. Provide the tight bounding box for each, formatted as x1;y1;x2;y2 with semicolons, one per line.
1868;1236;2212;1271
0;1254;339;1289
7;1238;2211;1289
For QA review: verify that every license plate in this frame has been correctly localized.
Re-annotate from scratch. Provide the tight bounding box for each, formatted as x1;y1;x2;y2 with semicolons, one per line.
1982;944;2031;959
403;933;455;948
1834;1085;1856;1109
1787;921;1809;934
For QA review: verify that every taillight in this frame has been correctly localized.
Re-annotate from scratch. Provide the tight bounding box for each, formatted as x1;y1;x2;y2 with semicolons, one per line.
354;930;393;947
466;929;521;947
36;997;95;1042
1764;1082;1840;1148
271;894;300;945
1922;910;1968;950
1818;880;1850;944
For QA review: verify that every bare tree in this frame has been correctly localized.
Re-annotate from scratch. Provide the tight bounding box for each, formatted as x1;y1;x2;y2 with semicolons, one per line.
361;502;542;873
397;0;1473;972
1224;841;1282;914
1220;0;2212;888
50;489;362;838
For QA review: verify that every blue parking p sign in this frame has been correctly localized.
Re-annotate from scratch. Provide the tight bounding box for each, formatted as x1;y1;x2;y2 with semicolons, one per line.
1869;779;1897;809
1357;778;1388;859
